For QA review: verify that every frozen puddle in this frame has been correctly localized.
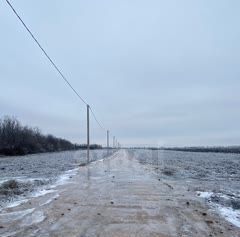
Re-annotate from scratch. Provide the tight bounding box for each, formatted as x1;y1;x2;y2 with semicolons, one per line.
0;208;35;223
21;210;45;226
197;191;240;228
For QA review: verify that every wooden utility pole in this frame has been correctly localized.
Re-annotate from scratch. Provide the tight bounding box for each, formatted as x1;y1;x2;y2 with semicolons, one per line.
107;130;109;149
87;104;90;163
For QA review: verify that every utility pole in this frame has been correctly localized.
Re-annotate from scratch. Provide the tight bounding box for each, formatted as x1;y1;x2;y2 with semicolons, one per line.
87;104;90;163
107;130;109;150
113;136;115;148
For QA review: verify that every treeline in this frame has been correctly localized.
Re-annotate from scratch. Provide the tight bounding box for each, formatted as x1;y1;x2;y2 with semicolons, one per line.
0;116;101;156
77;144;103;150
128;146;240;154
162;146;240;154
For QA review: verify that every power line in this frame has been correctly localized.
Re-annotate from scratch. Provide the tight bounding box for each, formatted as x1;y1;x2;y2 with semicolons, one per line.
89;106;105;131
5;0;110;134
5;0;88;105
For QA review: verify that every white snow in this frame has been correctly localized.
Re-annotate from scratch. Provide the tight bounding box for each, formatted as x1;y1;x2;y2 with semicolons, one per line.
6;199;29;208
197;191;240;228
40;193;59;206
51;168;79;187
196;191;213;199
31;189;55;198
217;205;240;228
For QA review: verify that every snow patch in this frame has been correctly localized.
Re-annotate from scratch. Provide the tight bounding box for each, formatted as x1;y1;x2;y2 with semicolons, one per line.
217;205;240;228
51;168;78;187
197;191;240;228
197;191;213;199
6;199;29;208
31;189;55;198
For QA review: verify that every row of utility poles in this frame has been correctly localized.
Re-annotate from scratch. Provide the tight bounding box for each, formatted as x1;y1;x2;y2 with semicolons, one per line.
3;1;119;164
87;105;121;163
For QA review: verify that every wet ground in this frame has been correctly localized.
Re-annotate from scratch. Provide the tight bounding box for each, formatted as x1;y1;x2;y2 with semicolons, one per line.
0;149;114;209
0;149;240;236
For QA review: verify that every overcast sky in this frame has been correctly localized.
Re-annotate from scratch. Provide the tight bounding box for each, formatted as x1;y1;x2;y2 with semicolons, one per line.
1;0;240;147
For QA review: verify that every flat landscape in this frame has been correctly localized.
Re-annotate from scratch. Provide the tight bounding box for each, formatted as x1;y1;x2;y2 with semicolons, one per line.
1;1;240;236
0;149;239;237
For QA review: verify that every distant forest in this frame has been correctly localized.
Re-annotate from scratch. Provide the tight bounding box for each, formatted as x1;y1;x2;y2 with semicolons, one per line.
0;116;101;156
162;146;240;154
129;146;240;154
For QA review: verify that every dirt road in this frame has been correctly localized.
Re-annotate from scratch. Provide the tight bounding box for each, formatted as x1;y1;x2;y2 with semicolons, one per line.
0;150;239;237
